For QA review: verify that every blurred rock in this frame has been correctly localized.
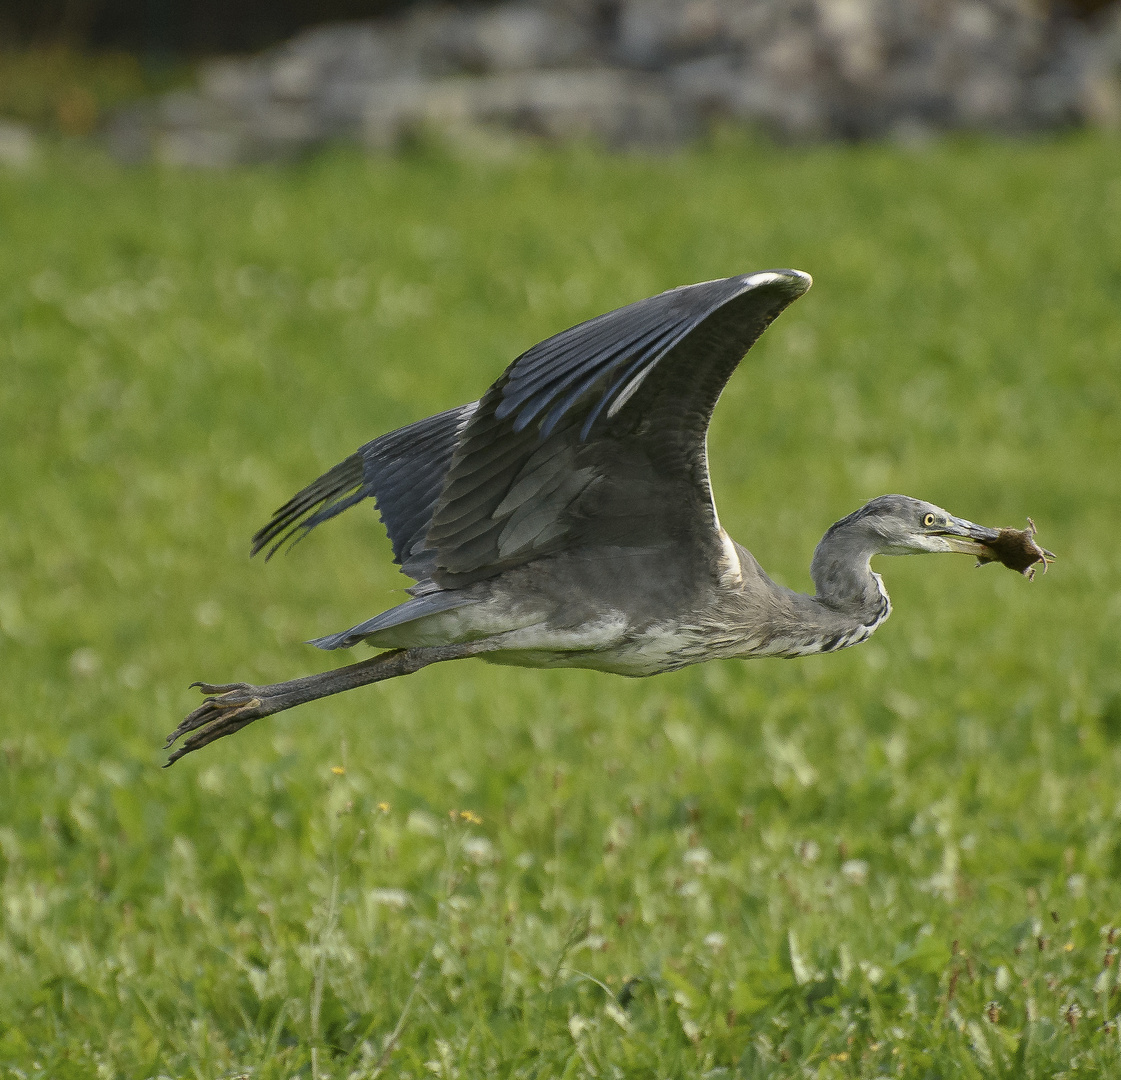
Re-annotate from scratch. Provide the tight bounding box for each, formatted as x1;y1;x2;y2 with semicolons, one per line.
363;68;693;149
105;103;156;163
416;2;599;72
104;0;1121;165
1036;3;1121;129
0;120;37;168
616;0;741;67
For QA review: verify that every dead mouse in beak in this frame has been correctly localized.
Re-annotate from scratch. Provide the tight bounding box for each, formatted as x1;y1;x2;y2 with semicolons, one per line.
976;518;1054;580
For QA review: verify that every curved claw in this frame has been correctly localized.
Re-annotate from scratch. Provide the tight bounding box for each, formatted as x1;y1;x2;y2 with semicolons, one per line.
164;683;266;766
188;680;255;695
164;646;443;766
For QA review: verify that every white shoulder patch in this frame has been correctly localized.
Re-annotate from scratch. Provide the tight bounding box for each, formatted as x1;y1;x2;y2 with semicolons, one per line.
717;529;743;587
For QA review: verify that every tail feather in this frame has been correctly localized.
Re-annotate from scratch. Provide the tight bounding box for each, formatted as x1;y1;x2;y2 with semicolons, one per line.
310;591;475;650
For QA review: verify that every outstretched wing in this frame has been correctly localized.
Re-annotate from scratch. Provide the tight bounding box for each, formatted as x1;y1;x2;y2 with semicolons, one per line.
419;270;811;587
251;402;476;570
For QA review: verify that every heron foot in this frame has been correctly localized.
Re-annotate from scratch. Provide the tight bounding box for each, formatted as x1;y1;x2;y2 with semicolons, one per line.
163;644;489;767
164;681;272;766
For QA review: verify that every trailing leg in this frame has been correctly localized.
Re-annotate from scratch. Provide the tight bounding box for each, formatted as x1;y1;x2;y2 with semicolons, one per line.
164;642;489;765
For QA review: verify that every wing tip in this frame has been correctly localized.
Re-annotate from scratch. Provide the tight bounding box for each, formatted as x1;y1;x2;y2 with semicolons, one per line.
739;269;812;296
248;454;368;561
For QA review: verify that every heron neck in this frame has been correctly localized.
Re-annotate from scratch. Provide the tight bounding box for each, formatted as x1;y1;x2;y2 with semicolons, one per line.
809;524;889;623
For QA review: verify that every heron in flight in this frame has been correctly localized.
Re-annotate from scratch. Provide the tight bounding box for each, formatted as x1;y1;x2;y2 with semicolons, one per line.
166;270;1042;765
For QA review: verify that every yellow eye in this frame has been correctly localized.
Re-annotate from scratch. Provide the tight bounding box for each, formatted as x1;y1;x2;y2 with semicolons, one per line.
923;513;936;527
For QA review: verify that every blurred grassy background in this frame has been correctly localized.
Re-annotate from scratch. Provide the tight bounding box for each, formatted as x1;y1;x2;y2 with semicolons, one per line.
1;134;1120;1075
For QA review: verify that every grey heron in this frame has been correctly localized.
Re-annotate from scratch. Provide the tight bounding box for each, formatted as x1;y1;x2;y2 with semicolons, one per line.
165;270;1049;765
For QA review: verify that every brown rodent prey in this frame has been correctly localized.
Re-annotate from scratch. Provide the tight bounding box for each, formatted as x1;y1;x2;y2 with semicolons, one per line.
976;517;1054;579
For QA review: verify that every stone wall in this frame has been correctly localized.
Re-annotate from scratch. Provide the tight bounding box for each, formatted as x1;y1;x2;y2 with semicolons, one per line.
107;0;1121;165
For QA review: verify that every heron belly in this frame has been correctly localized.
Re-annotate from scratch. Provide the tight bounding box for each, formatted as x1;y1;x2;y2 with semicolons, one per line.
483;621;727;676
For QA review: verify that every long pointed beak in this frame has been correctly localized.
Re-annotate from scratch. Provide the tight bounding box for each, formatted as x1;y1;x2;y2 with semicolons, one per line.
936;517;1002;556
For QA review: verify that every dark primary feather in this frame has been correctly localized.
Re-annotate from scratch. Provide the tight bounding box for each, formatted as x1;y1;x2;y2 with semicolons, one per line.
419;271;810;587
251;402;476;566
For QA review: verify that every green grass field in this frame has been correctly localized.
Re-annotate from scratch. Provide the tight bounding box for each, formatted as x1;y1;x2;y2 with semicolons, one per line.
1;133;1120;1078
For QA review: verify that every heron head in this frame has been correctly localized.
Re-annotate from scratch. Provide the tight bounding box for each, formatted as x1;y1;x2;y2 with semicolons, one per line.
851;494;1000;557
